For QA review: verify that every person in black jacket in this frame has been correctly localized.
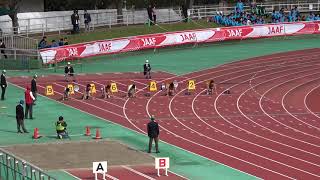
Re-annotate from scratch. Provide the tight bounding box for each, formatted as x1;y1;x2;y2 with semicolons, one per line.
1;70;7;100
71;10;80;34
0;39;7;59
143;60;151;79
84;10;91;32
147;115;160;153
147;5;153;25
64;62;75;82
16;100;28;133
31;74;37;102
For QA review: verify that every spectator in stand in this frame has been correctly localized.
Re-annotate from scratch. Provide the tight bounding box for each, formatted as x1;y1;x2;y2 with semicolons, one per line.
307;12;315;21
51;40;59;48
235;0;244;13
210;2;306;27
84;10;92;32
71;10;80;34
64;37;69;45
38;36;48;49
58;38;64;46
147;5;153;25
24;86;35;119
0;39;7;59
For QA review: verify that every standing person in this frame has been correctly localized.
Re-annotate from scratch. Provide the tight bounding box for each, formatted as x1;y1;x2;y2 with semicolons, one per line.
147;5;153;25
84;10;92;32
1;70;7;100
71;10;80;34
147;115;160;153
25;86;35;119
0;39;7;59
64;62;75;82
31;74;38;103
16;100;28;133
181;4;189;22
143;60;151;79
152;6;157;24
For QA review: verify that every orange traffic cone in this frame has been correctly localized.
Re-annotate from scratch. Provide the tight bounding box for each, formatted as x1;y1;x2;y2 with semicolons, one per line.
32;128;41;139
85;126;91;136
94;128;102;139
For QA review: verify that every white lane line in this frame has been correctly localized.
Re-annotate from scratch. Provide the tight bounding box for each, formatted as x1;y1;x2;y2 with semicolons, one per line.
123;51;320;179
121;166;156;180
304;83;320;120
282;77;320;130
43;84;126;118
62;170;81;180
259;71;320;141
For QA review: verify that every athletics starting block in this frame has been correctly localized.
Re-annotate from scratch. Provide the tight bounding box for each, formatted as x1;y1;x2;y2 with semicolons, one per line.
110;83;118;93
45;85;54;96
90;84;97;94
186;80;195;95
145;81;157;97
67;84;75;94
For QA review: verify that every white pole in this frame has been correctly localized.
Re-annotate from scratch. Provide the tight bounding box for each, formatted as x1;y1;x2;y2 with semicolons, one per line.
103;173;106;180
165;168;168;176
157;168;160;177
95;173;98;180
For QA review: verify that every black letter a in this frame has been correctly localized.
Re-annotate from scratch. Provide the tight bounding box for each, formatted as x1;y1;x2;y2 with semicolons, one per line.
96;163;104;172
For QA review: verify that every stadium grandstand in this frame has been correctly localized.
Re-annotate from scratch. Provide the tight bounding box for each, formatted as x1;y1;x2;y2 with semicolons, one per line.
1;0;320;179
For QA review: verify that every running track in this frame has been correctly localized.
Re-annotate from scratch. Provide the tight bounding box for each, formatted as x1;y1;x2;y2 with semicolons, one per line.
9;48;320;179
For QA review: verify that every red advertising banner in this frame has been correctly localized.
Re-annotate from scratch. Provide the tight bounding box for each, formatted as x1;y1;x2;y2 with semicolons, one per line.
40;21;320;64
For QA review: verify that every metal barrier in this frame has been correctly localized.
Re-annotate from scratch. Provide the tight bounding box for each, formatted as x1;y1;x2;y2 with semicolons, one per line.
0;47;39;60
0;8;182;36
0;35;38;52
0;148;57;180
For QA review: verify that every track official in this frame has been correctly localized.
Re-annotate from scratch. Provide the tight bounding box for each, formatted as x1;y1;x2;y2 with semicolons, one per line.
1;70;7;100
16;100;28;133
65;62;75;82
147;115;160;153
31;74;37;102
25;86;35;119
143;60;151;79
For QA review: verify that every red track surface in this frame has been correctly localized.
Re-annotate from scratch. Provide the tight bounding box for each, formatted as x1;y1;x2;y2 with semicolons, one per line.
67;165;184;180
9;49;320;180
